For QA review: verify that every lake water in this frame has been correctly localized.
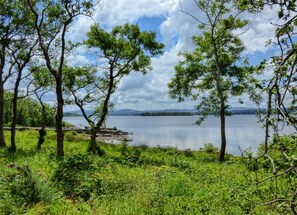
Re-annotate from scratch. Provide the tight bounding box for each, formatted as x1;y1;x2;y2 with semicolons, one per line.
64;115;295;156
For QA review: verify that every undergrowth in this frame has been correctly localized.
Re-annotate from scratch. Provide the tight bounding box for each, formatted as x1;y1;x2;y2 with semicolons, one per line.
0;130;294;214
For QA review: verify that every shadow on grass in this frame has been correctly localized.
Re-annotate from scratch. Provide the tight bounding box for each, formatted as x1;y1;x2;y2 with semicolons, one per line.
0;147;43;162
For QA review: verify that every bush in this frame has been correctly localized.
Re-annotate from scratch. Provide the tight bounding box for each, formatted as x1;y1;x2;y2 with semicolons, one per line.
87;143;105;156
52;154;95;201
183;148;194;157
203;143;218;153
114;143;141;167
0;165;45;214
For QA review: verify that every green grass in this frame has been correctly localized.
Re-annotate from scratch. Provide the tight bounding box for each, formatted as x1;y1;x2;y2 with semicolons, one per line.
0;130;293;214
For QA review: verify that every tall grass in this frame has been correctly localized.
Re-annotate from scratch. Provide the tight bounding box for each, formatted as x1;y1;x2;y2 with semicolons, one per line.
0;130;289;214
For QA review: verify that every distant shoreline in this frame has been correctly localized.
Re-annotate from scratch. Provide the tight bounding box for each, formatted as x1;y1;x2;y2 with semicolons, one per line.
64;108;265;117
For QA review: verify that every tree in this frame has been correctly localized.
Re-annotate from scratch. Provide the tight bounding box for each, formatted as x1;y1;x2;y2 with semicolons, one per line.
32;65;56;150
168;0;257;162
64;23;164;154
7;32;38;152
26;0;101;158
237;1;297;213
0;0;32;148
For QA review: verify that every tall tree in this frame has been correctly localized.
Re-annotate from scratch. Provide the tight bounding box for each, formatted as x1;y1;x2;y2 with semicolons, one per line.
64;23;164;154
168;0;257;162
26;0;101;158
8;38;37;152
6;4;38;151
0;0;32;148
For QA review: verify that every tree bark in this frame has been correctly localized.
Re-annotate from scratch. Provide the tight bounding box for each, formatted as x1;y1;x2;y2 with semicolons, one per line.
0;81;6;148
55;76;64;158
90;126;97;154
264;88;272;153
214;43;226;162
96;68;114;129
219;99;226;162
10;62;24;152
10;81;19;152
0;47;6;148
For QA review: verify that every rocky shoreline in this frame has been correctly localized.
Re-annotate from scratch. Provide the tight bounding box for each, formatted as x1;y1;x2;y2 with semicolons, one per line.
89;127;133;143
4;126;133;143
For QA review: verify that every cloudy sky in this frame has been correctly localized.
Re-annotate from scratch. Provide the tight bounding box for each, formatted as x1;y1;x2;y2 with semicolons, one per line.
65;0;281;112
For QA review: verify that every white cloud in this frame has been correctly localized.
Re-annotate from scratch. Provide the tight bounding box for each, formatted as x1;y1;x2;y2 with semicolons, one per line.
68;16;95;43
239;6;280;54
111;44;191;110
94;0;178;26
64;0;285;111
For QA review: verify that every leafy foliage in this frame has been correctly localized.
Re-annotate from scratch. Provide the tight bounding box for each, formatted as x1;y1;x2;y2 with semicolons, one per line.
4;91;55;127
235;1;297;213
169;0;258;161
243;135;297;214
64;23;164;155
203;143;219;153
25;0;101;158
114;143;142;167
2;165;41;206
52;154;95;200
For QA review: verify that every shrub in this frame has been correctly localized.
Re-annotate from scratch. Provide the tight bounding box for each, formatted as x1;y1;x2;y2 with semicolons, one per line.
114;143;141;167
6;165;41;206
183;148;194;157
87;143;105;156
52;154;95;200
0;165;46;214
203;143;218;153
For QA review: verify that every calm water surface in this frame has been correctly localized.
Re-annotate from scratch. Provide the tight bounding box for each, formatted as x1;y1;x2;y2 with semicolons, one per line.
64;115;295;155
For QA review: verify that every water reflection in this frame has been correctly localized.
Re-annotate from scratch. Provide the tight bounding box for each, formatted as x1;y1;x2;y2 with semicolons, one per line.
64;115;295;156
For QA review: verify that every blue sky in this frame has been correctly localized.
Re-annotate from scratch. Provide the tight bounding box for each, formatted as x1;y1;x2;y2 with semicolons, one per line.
64;0;283;112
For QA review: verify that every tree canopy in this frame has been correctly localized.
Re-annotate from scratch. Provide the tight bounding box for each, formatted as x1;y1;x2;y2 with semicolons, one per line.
169;0;258;162
65;23;164;154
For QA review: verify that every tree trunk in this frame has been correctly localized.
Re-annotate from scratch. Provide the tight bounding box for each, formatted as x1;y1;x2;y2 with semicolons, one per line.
0;81;6;148
36;93;47;150
90;127;97;155
219;99;226;162
10;91;18;152
0;46;6;148
96;72;114;129
55;77;64;159
10;69;23;152
212;31;227;162
264;88;272;154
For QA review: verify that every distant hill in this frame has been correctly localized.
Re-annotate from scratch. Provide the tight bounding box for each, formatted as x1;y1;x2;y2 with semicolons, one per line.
64;110;93;117
111;109;197;115
64;108;264;117
110;109;142;115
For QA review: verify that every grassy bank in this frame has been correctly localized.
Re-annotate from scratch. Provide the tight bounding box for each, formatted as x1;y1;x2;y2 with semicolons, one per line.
0;130;291;214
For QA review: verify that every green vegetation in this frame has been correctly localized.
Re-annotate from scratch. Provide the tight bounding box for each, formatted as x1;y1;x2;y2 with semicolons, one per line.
0;0;296;213
3;92;55;127
168;0;258;162
0;130;296;214
64;23;164;155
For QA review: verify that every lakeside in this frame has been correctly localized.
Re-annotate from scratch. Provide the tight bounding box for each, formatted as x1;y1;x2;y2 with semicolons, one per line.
64;115;297;156
0;129;295;214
